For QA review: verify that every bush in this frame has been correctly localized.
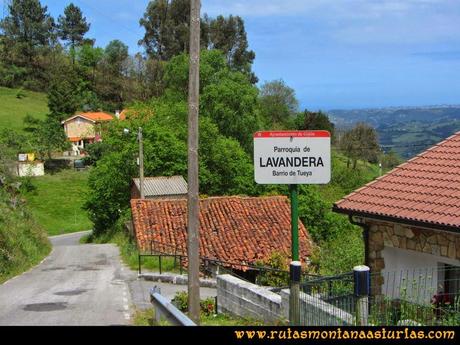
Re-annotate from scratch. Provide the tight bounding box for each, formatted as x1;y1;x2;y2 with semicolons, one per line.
16;88;26;99
171;291;216;316
255;251;289;287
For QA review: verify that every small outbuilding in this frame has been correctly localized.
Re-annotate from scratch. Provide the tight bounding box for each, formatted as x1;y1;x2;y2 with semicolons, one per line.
131;175;188;200
130;196;312;277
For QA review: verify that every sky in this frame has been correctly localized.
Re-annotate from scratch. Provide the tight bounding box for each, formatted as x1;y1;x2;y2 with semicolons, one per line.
4;0;460;110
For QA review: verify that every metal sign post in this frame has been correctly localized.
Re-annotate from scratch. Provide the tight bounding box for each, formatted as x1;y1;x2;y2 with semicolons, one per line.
253;130;331;325
289;184;299;261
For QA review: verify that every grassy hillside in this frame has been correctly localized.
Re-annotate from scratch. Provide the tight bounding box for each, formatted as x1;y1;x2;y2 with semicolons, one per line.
0;189;51;283
22;169;92;235
329;106;460;159
0;87;48;131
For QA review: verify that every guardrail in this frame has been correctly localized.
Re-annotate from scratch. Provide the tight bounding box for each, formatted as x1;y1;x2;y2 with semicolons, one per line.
149;286;196;326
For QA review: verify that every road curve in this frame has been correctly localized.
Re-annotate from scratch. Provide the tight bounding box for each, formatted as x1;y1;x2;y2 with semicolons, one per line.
0;231;132;325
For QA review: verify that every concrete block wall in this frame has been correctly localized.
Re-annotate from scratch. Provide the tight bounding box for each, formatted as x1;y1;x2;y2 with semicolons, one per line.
217;274;354;325
217;274;285;323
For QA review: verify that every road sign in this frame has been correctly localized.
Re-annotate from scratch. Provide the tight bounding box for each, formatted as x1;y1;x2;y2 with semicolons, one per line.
253;131;331;185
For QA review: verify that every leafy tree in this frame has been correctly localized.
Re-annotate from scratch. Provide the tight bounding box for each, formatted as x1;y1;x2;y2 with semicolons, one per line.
84;94;257;233
199;117;255;196
139;0;177;61
57;3;90;62
96;40;129;111
163;50;260;151
164;50;227;95
380;149;402;170
206;15;257;83
139;1;256;82
295;110;335;140
201;69;260;152
0;0;55;88
84;150;137;235
259;79;298;128
339;122;380;169
47;64;82;121
76;44;103;80
23;115;69;159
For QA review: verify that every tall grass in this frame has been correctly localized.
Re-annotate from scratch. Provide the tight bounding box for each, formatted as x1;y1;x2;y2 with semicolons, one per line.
0;189;51;283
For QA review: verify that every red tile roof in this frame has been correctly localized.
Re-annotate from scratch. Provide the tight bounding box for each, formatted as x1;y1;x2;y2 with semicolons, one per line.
334;131;460;230
79;112;114;121
130;196;312;268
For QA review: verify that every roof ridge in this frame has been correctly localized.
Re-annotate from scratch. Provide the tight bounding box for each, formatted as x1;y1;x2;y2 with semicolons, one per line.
134;195;288;202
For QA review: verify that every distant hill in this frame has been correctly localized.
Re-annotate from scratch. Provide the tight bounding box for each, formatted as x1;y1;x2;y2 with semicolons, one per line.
328;105;460;158
0;87;48;131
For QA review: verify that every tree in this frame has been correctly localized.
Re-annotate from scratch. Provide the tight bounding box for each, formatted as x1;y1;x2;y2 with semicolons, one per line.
0;0;55;88
57;3;90;62
201;69;260;152
139;1;256;82
23;115;69;160
207;15;257;83
339;122;380;169
296;110;335;139
95;40;129;111
47;64;82;121
83;95;257;234
163;50;260;152
139;0;176;61
259;79;298;127
380;149;402;170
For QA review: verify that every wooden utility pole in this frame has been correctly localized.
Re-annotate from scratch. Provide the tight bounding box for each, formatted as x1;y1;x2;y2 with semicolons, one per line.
138;127;145;199
187;0;201;324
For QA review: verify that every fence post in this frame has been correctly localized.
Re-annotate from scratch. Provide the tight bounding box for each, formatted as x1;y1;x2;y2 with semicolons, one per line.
289;261;301;325
354;265;370;326
138;254;141;275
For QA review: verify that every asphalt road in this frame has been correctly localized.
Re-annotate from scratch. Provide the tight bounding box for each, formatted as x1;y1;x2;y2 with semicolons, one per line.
0;231;132;326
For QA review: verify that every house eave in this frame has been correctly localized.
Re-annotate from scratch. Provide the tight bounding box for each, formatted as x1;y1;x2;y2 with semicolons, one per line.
332;205;460;235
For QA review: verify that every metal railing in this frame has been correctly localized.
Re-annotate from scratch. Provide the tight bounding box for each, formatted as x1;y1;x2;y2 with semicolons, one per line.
149;286;196;326
138;239;320;287
295;266;460;326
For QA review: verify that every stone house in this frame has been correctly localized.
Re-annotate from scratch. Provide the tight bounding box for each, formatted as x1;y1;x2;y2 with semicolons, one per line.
333;132;460;301
61;112;114;155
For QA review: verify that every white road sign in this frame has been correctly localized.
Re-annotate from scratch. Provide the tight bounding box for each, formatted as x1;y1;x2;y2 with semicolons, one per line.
254;131;331;184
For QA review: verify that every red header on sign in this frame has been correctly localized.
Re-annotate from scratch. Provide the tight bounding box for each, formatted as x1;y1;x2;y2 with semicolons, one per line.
254;130;330;138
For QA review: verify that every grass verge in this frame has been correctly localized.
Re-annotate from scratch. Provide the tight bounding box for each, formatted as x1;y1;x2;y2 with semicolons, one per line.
0;189;51;284
132;308;268;326
22;169;92;235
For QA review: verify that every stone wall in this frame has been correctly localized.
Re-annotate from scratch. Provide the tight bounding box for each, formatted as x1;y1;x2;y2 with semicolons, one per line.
367;220;460;294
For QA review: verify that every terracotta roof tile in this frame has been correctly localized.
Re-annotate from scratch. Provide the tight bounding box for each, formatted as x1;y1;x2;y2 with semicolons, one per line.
334;131;460;229
79;112;114;121
130;196;312;268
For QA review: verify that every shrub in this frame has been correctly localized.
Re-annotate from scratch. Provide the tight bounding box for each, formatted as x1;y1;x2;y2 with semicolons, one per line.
171;291;216;316
16;88;26;99
255;251;289;287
